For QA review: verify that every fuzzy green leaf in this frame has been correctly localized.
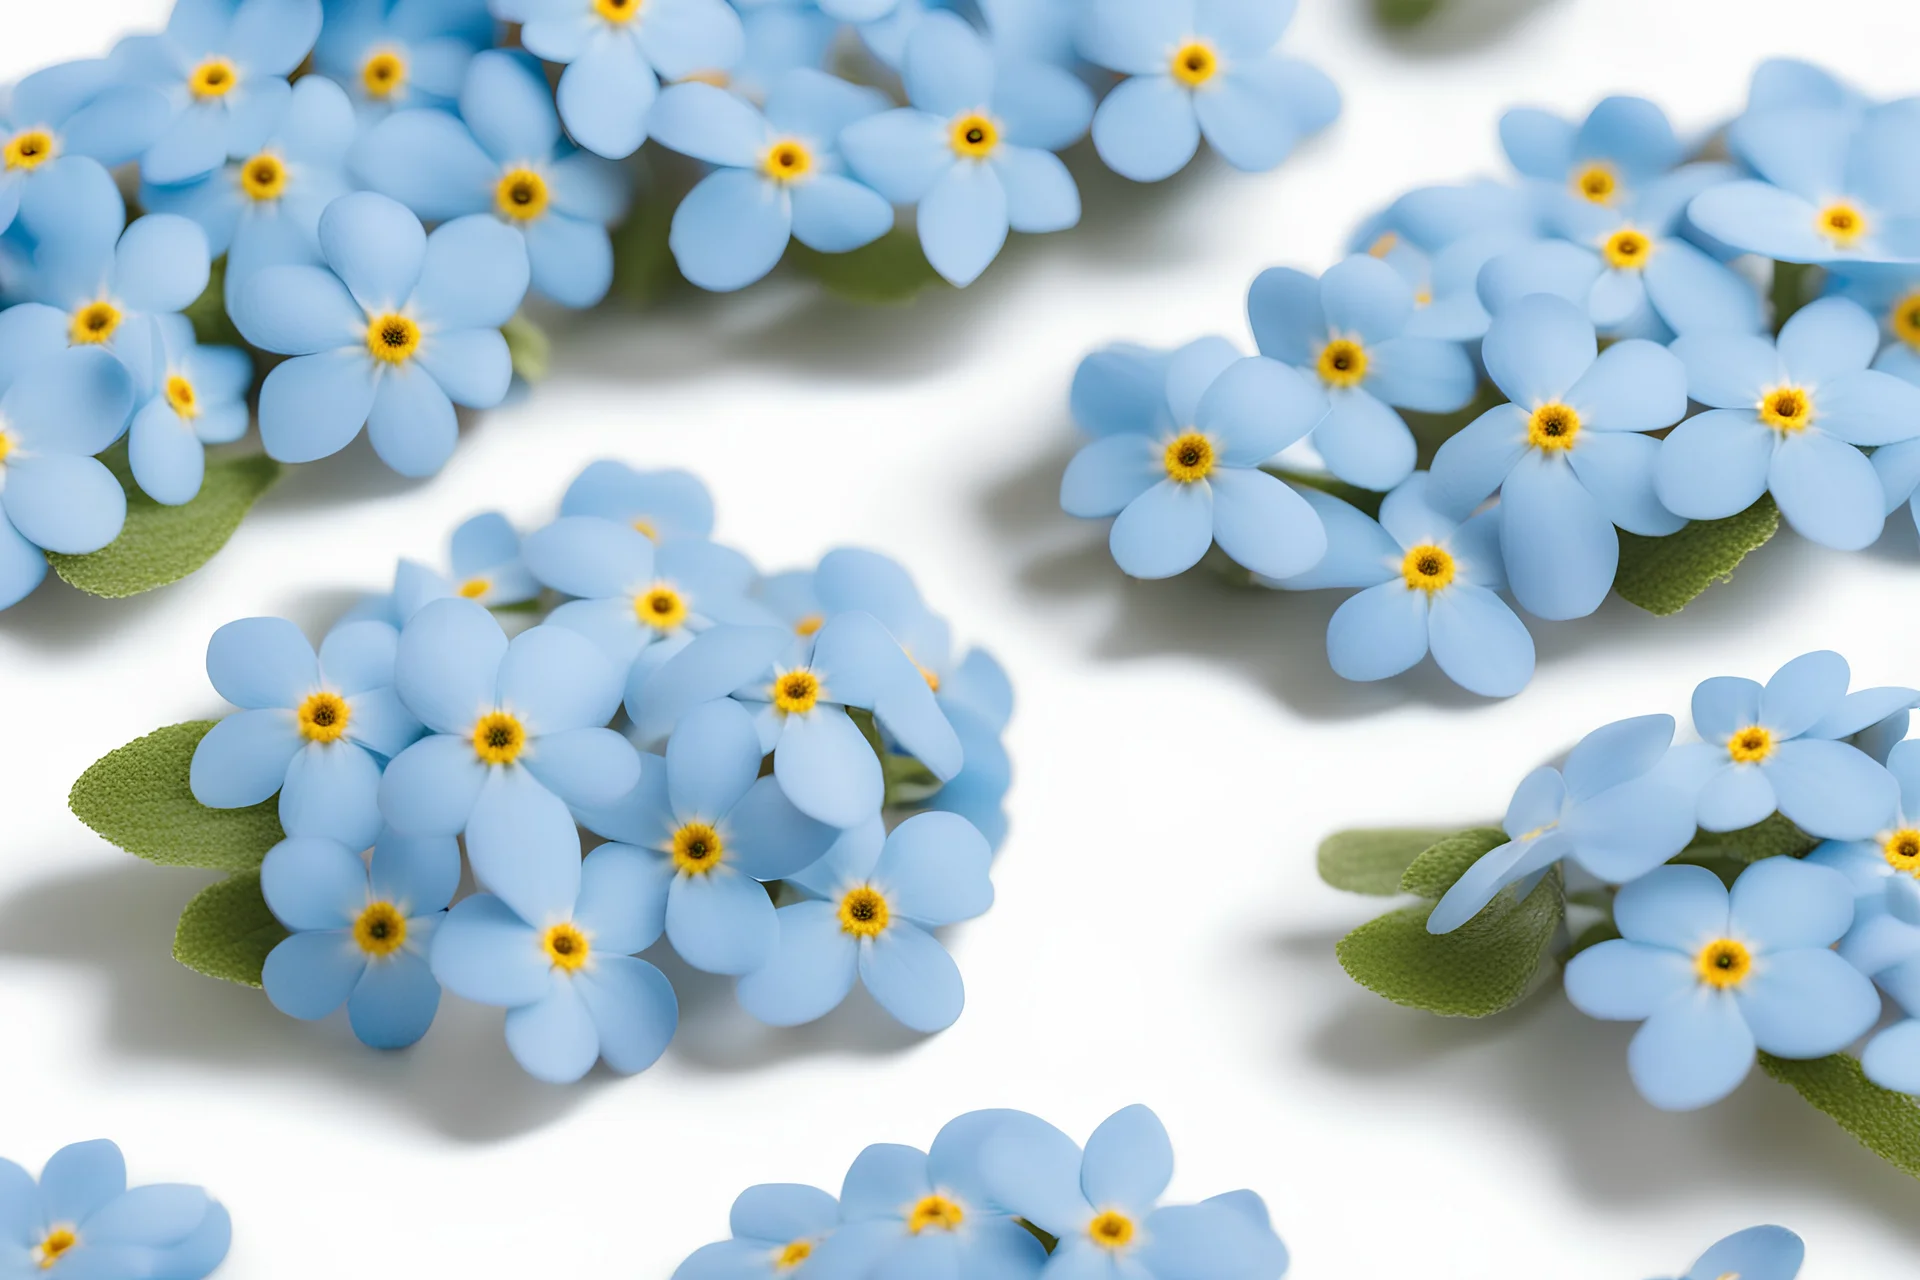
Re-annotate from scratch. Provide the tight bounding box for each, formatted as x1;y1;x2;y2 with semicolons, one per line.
70;721;284;870
502;311;551;383
1613;496;1780;616
1400;826;1509;899
1317;827;1465;895
47;453;281;598
1683;812;1819;864
1374;0;1444;25
1759;1051;1920;1178
183;257;244;349
174;872;288;988
1336;869;1563;1017
610;198;678;305
789;229;944;304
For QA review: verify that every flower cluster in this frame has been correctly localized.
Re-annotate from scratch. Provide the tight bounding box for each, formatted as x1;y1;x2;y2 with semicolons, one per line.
73;462;1013;1085
0;1139;230;1278
1061;60;1920;698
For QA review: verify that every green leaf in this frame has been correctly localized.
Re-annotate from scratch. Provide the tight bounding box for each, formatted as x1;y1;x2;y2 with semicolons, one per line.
1374;0;1444;25
173;872;288;988
183;256;244;349
1769;261;1826;334
1613;496;1780;616
882;753;944;807
1759;1051;1920;1178
1400;826;1510;899
1682;811;1820;864
502;311;551;384
1317;827;1466;895
610;196;678;305
1266;469;1384;519
70;722;284;870
47;452;281;598
1017;1220;1059;1253
789;229;945;304
1336;869;1563;1017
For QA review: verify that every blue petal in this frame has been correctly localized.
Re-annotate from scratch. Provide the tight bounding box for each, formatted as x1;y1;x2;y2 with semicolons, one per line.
377;733;487;835
1696;763;1777;833
1863;1019;1920;1093
670;169;791;292
1737;946;1879;1056
1566;431;1683;537
353;109;495;221
128;401;206;505
667;697;763;820
1564;338;1687;433
723;775;839;879
1564;939;1693;1020
235;264;362;355
1687;180;1833;263
668;867;778;974
1207;467;1327;580
634;0;745;82
280;740;384;849
1685;1227;1806;1280
840;108;952;204
504;979;601;1082
319;192;426;311
1427;404;1528;516
460;48;563;161
465;767;584;923
1818;370;1920;447
1481;292;1597;405
429;892;552;1006
1312;390;1416;491
991;61;1092;152
188;710;302;808
0;455;126;555
497;622;624;732
1245;266;1321;365
574;953;678;1073
365;366;458;478
256;350;377;464
1614;864;1730;949
1325;582;1428;682
1498;453;1617;620
1728;851;1854;949
263;930;366;1020
735;899;860;1025
1627;993;1756;1111
1164;336;1241;423
1319;253;1412;345
1060;434;1160;519
413;213;530;328
1079;1105;1171;1216
80;1183;212;1247
206;615;317;709
1366;336;1475;413
1769;430;1884;550
114;214;210;313
1109;479;1211;579
571;842;672;955
369;828;461;915
37;1141;127;1226
992;147;1079;235
1644;239;1764;335
1197;356;1326;463
524;514;653;599
1653;409;1773;521
1499;106;1574;181
730;1183;840;1244
1670;330;1781;409
775;707;884;827
556;39;658;160
1195;66;1301;173
1767;738;1900;839
1562;714;1676;802
918;161;1007;288
1427;583;1534;697
980;1113;1088;1239
1759;649;1849;737
788;175;892;254
858;920;962;1032
629;625;789;746
874;811;992;926
1136;1200;1288;1280
901;13;992;117
1266;487;1397;590
347;951;442;1049
395;596;508;734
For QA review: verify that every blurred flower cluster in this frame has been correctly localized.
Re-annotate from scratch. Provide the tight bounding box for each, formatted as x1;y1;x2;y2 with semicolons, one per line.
0;1139;230;1279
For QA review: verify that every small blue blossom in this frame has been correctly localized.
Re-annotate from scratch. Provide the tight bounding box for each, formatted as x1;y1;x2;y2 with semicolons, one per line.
259;828;460;1048
671;1183;840;1280
1806;738;1920;977
430;835;680;1083
1743;58;1865;118
648;71;893;292
1662;1228;1805;1280
1061;338;1331;580
840;12;1093;286
737;811;992;1030
1079;0;1339;182
1429;293;1688;620
1659;297;1920;550
0;1140;231;1280
0;62;166;235
233;191;528;476
1499;95;1683;216
1565;858;1878;1111
560;459;715;540
1248;253;1478;489
314;0;493;125
190;616;425;849
1343;222;1509;342
730;2;840;103
355;50;630;307
392;510;540;620
127;319;252;506
1863;955;1920;1093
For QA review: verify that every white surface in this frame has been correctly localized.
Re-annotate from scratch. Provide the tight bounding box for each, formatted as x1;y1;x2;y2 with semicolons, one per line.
6;1;1920;1275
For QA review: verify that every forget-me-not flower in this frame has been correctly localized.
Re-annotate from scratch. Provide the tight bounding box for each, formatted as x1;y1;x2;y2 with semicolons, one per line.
1660;1228;1805;1280
1499;95;1682;215
234;191;529;476
1079;0;1339;183
671;1183;840;1280
560;459;715;542
391;510;541;620
0;1140;231;1280
840;12;1093;286
127;318;252;506
1345;218;1510;342
0;61;166;235
1062;338;1331;580
730;1;839;103
1806;738;1920;976
259;828;459;1048
313;0;493;125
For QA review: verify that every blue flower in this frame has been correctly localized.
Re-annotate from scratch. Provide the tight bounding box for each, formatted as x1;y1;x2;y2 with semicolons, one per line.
517;0;746;160
0;61;166;235
731;2;839;102
1863;944;1920;1093
0;347;135;608
259;828;459;1048
1425;713;1697;933
0;1140;231;1280
1658;297;1920;550
1079;0;1338;182
1343;222;1508;342
392;510;541;620
3;149;131;270
355;50;630;307
190;616;425;849
840;12;1093;286
1249;253;1478;489
1276;473;1533;697
1665;1228;1805;1280
127;319;252;506
575;698;838;975
672;1183;840;1280
560;459;715;541
1429;292;1688;620
980;1105;1290;1280
430;837;680;1083
313;0;493;125
233;191;529;475
806;1112;1048;1280
1689;100;1920;265
377;601;639;920
1499;95;1682;214
1565;858;1878;1110
736;811;992;1030
1744;58;1865;118
1062;338;1330;580
116;0;325;185
648;71;893;292
1806;738;1920;977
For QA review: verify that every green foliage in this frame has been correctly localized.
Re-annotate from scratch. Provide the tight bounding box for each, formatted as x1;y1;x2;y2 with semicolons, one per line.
1267;469;1385;519
1613;496;1780;616
1683;812;1820;864
1759;1052;1920;1178
502;311;551;383
47;453;282;598
1336;869;1564;1017
1017;1220;1059;1253
1316;827;1466;895
789;229;944;304
70;722;284;870
1769;261;1826;334
1374;0;1444;25
610;198;678;304
183;257;244;348
1400;827;1509;899
173;872;288;988
848;708;944;806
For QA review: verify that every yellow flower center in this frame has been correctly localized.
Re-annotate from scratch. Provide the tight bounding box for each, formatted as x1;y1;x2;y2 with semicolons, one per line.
494;168;550;222
949;113;999;159
635;586;688;631
774;1240;812;1271
353;901;408;956
164;374;199;419
917;662;941;693
3;128;56;171
1088;1211;1136;1250
1169;40;1219;87
1695;938;1753;989
1815;200;1869;247
595;0;642;22
366;313;420;365
793;613;824;638
456;576;490;599
1758;385;1812;433
240;151;287;201
543;921;590;971
0;432;11;465
189;57;239;99
1882;828;1920;875
1889;291;1920;352
69;301;121;346
472;710;526;765
362;50;407;100
1366;232;1398;258
1162;431;1214;483
631;517;658;540
761;139;813;184
1401;543;1456;593
773;669;821;715
297;691;352;743
906;1195;965;1234
1572;163;1617;205
1527;402;1580;451
671;821;724;875
1316;337;1368;388
1727;725;1774;764
838;885;890;937
33;1227;78;1269
1601;227;1653;270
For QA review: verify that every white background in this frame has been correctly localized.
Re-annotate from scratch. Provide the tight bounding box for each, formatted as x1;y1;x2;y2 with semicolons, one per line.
6;1;1920;1275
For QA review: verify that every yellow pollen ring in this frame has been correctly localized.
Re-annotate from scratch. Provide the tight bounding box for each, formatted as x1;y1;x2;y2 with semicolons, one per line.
949;112;998;159
0;432;12;465
472;710;527;765
1316;337;1368;388
1815;200;1868;247
1366;231;1399;259
671;821;725;875
543;921;590;971
1890;291;1920;352
1088;1211;1136;1250
4;128;56;172
773;669;821;715
1882;827;1920;875
297;690;352;743
353;901;408;956
1758;385;1813;433
188;57;238;99
1601;227;1653;270
1527;402;1580;451
456;576;490;599
1162;431;1214;484
595;0;642;22
495;167;550;222
366;312;421;364
838;885;890;937
1572;162;1618;205
774;1240;812;1271
362;50;407;99
69;301;122;346
793;613;824;638
165;374;199;419
34;1226;79;1268
1169;40;1219;87
1726;725;1774;764
906;1195;965;1234
1401;543;1456;593
631;517;659;540
635;585;689;631
240;151;287;201
1695;937;1753;989
761;139;813;183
